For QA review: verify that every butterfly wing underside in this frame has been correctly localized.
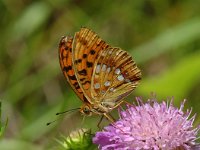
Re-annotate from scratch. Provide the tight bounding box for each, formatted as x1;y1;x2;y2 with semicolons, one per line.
72;28;110;103
91;47;141;108
59;36;89;103
59;27;141;113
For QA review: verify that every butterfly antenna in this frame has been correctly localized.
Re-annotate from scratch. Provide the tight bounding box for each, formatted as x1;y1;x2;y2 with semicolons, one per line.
56;108;80;115
46;119;58;126
47;108;80;126
46;115;66;126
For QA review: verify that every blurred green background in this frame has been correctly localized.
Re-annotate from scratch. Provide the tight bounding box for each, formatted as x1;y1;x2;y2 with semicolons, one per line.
0;0;200;149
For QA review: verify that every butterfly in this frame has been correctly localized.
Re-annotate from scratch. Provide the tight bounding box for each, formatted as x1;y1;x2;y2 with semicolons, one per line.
58;27;141;124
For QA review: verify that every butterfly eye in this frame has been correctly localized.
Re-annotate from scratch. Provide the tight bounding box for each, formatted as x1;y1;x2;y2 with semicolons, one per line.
83;106;91;115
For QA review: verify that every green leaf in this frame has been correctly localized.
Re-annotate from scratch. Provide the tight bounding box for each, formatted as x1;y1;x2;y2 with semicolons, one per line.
0;102;8;139
132;18;200;63
137;50;200;103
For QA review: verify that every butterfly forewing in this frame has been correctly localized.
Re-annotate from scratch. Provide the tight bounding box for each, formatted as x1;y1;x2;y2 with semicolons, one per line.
59;36;89;103
72;28;110;102
91;47;141;108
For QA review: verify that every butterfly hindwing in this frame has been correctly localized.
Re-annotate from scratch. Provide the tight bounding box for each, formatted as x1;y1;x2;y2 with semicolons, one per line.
91;47;141;108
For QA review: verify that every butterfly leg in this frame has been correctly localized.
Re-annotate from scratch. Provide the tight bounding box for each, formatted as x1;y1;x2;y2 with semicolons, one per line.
103;113;126;133
122;100;133;106
103;113;115;123
97;113;116;130
97;115;104;130
112;100;132;110
111;100;125;109
83;129;94;136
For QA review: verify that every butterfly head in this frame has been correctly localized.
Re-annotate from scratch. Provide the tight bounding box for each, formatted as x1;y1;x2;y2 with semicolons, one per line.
80;104;93;116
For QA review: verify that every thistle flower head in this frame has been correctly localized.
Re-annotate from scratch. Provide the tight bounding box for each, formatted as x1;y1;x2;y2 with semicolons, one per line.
57;128;96;149
93;97;200;150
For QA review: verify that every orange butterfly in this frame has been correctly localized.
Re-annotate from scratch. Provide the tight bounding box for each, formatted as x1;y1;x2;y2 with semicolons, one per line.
58;27;141;124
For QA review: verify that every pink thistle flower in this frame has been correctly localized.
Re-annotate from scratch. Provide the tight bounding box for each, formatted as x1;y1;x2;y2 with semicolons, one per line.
93;97;200;150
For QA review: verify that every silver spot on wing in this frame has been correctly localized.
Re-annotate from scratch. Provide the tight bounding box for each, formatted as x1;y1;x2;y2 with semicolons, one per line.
117;75;124;81
94;83;100;89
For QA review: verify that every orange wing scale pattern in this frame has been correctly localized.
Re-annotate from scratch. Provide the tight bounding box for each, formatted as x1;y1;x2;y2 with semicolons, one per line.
91;47;141;108
58;27;141;115
72;28;110;101
59;36;88;103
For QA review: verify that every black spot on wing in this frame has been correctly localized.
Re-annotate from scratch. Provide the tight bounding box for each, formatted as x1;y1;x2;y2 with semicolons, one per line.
63;66;72;72
78;69;87;76
83;96;88;102
73;82;80;89
90;50;96;55
75;59;82;64
83;54;87;58
82;80;91;85
86;61;93;68
68;75;77;80
80;78;86;81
